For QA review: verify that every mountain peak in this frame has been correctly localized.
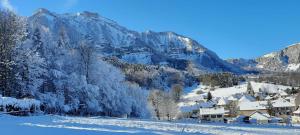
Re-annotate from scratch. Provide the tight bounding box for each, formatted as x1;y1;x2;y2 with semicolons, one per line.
286;43;300;48
34;8;51;15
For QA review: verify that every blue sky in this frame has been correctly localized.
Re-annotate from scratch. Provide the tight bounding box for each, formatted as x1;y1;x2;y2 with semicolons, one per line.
2;0;300;59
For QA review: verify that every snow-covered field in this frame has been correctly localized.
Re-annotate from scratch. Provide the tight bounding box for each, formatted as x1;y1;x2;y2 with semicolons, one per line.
1;115;300;135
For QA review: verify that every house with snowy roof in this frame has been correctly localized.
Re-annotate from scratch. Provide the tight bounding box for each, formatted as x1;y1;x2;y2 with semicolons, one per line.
178;100;216;118
270;98;295;116
238;101;268;116
199;107;225;122
248;111;270;124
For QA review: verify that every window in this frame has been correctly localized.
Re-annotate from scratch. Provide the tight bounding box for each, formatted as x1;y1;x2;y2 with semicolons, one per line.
211;115;216;118
217;115;222;118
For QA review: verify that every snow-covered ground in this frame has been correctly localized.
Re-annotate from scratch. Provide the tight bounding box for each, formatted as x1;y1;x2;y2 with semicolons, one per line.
182;81;291;102
1;115;300;135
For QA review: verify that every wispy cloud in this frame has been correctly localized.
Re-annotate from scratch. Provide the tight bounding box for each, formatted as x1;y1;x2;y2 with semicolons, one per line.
0;0;14;11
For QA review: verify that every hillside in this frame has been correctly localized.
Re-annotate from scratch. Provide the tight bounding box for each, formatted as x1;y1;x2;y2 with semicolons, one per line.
228;43;300;72
27;8;244;75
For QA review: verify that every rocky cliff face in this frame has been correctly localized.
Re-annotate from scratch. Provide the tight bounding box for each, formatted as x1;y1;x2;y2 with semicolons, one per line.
26;8;245;75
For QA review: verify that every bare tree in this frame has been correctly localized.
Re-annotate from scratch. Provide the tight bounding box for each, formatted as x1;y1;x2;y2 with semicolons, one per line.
170;84;183;102
295;92;300;108
159;92;179;121
78;42;94;83
226;101;238;117
148;89;164;120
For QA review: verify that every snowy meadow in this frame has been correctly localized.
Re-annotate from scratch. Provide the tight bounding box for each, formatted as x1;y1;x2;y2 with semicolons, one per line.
1;115;300;135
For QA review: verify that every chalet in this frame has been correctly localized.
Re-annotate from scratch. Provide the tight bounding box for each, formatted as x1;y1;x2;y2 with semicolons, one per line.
199;107;225;122
248;111;270;124
271;98;295;116
238;101;268;116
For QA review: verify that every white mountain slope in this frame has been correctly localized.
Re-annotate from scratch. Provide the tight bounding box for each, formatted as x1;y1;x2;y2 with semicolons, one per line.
27;8;245;74
228;43;300;72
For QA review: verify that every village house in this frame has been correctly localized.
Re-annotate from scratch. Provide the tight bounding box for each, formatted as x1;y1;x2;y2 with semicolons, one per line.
178;100;215;118
199;107;225;122
270;98;295;116
238;101;268;116
248;111;270;124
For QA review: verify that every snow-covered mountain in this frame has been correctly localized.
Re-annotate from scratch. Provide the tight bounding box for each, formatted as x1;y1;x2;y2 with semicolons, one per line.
27;8;244;74
227;43;300;72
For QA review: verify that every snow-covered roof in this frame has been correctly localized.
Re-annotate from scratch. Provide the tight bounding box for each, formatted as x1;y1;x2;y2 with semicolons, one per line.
179;100;215;113
217;98;227;106
199;107;224;115
293;107;300;114
271;98;294;108
250;111;269;120
279;91;288;96
228;96;238;101
239;101;267;111
264;95;272;100
238;95;255;102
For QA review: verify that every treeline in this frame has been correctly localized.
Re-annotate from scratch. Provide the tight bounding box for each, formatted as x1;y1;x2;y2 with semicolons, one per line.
255;72;300;87
104;57;197;90
198;72;243;88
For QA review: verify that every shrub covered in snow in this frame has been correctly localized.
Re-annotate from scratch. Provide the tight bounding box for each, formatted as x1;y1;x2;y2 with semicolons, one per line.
0;96;41;116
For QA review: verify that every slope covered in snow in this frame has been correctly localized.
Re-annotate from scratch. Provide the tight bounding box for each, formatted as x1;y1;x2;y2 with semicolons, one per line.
228;43;300;72
26;8;245;74
1;115;300;135
179;81;292;111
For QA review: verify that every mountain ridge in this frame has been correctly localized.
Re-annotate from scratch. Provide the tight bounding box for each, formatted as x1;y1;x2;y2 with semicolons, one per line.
227;43;300;72
26;8;246;75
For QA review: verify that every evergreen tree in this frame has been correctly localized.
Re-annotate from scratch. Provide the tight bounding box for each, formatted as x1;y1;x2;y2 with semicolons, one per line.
247;82;255;96
0;10;26;97
207;91;212;101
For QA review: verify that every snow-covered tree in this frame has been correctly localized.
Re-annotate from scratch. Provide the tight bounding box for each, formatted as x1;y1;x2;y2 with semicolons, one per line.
15;43;47;98
148;89;178;120
159;92;178;121
0;9;26;97
148;89;164;120
246;82;255;97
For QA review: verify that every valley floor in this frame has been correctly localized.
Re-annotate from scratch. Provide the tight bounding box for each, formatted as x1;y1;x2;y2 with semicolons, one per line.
1;115;300;135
